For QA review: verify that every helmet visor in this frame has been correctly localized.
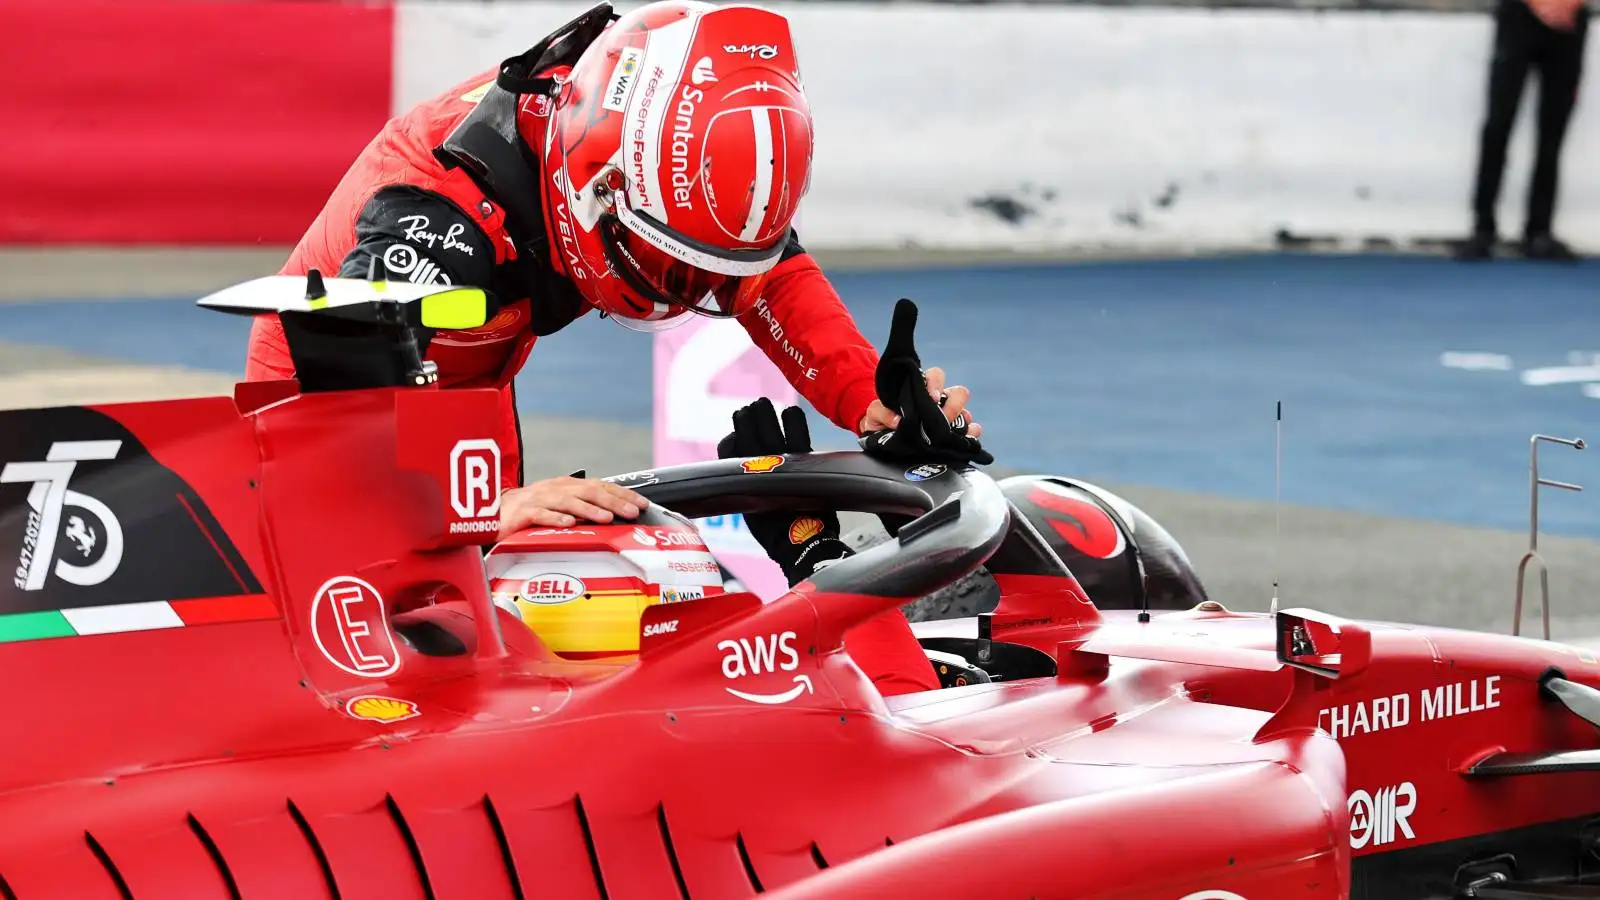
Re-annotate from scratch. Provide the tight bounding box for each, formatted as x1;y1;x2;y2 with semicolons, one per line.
604;197;788;319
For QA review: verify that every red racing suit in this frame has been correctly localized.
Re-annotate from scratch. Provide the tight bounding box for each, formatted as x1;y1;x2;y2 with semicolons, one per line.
243;44;933;695
245;63;879;493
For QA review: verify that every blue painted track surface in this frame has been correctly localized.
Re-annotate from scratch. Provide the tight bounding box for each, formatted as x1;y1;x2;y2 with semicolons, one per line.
3;253;1598;536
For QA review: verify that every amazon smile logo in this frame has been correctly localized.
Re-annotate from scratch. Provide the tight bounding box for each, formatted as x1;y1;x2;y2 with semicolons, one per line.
718;630;814;705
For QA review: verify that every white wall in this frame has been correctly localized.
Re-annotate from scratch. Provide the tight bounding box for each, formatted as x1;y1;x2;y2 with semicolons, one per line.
398;1;1600;251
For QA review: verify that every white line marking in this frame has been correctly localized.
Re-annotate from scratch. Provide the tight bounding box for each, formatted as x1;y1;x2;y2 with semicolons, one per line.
1439;351;1512;371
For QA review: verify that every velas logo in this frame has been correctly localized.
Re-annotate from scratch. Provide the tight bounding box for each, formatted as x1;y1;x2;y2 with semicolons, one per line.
449;438;501;535
548;168;589;280
740;455;785;474
2;440;125;592
310;575;399;678
345;695;420;723
520;574;586;605
1027;483;1126;559
788;517;823;544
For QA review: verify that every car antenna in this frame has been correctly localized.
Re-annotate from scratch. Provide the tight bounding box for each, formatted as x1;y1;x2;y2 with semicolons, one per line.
1270;400;1282;616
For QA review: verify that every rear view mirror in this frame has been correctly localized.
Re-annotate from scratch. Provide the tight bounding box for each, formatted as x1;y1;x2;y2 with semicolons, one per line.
1276;608;1371;680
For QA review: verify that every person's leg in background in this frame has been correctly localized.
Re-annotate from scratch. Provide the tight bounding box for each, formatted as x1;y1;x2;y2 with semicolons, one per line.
1521;4;1588;260
1457;0;1537;261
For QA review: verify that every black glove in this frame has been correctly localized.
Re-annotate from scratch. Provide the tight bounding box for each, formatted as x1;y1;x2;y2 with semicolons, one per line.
717;398;852;586
858;298;994;467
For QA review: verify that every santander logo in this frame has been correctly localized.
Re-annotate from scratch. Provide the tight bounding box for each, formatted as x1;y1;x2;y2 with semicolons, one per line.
691;56;717;86
632;526;707;549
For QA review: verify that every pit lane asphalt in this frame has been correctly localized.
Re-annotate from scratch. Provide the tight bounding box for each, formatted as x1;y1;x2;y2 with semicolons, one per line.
3;249;1600;638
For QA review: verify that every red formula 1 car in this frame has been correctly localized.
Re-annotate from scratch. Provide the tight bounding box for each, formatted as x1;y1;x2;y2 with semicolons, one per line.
1;275;1599;900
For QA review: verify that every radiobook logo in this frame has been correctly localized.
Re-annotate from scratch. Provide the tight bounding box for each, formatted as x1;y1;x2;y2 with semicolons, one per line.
450;439;502;532
2;440;125;592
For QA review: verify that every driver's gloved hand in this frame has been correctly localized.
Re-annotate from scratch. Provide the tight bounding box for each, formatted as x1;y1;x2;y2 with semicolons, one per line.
859;298;994;467
717;398;852;586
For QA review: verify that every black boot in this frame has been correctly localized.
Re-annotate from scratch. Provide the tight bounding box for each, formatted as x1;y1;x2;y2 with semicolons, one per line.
1453;230;1497;261
1520;232;1580;261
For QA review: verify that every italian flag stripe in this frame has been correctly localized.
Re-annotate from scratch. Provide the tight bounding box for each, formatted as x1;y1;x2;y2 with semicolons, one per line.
0;610;76;643
0;595;279;644
62;601;184;635
172;593;277;625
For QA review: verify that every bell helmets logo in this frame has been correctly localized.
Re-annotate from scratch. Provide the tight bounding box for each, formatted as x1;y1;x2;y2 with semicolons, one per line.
310;575;399;678
788;517;824;544
449;438;501;535
520;574;586;605
1027;483;1126;560
719;630;814;705
2;440;126;592
740;455;785;474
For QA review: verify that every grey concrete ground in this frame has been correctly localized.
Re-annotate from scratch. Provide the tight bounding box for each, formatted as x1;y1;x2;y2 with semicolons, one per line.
3;248;1595;642
0;245;1249;302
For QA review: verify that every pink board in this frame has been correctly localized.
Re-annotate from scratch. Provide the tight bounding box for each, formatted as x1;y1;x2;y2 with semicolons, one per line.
653;318;795;600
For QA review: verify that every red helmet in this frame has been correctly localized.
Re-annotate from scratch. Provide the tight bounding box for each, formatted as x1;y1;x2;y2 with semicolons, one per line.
540;0;814;331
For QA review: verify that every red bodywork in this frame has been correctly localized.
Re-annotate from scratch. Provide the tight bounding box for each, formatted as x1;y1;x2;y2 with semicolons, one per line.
1;375;1597;900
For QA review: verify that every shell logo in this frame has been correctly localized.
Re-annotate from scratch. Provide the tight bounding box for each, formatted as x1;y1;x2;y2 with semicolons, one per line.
741;455;785;474
788;516;824;544
345;695;421;723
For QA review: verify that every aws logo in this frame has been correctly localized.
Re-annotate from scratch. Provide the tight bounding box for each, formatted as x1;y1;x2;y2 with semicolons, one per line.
718;630;813;705
1027;483;1125;560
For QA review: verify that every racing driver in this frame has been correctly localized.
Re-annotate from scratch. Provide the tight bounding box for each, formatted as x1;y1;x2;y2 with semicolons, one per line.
243;0;982;538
